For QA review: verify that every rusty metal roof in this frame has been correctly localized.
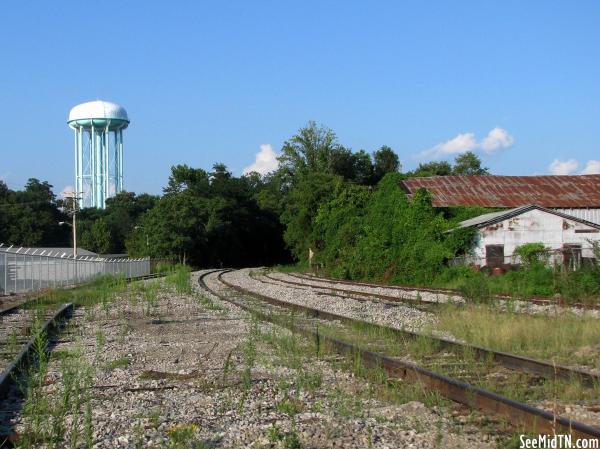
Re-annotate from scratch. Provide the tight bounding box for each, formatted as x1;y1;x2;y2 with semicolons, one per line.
401;175;600;208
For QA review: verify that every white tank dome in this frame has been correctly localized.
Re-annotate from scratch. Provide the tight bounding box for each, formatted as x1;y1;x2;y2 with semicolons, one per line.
68;100;129;130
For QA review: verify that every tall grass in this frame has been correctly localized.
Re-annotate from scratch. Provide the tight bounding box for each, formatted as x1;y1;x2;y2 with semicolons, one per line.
434;304;600;370
433;264;600;304
165;264;192;294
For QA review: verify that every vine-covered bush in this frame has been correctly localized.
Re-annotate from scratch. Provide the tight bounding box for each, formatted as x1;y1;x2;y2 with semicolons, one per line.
313;173;466;284
513;242;550;267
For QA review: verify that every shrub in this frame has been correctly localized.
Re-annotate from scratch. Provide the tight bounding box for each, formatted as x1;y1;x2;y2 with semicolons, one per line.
513;243;549;267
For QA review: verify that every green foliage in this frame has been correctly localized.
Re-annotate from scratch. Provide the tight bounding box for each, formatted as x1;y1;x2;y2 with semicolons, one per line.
79;217;112;254
77;191;159;254
452;151;490;175
127;163;289;267
443;226;476;256
280;171;339;261
411;160;452;177
0;178;69;246
513;242;549;267
435;263;600;303
313;182;370;274
372;145;401;183
313;174;454;284
409;151;489;177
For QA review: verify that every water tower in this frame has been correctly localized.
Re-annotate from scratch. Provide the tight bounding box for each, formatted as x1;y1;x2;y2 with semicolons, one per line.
68;100;129;209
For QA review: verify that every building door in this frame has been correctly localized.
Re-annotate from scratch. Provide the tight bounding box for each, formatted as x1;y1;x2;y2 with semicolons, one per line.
485;245;504;268
562;244;582;270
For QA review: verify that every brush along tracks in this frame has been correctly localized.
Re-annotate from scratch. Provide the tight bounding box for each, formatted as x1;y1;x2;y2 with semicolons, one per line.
201;269;600;440
0;303;73;385
0;302;74;444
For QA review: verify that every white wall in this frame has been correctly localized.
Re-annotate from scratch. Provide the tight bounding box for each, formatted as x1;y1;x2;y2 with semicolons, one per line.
472;209;600;261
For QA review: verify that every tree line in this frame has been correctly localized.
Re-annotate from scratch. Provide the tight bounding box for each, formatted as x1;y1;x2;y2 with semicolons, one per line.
1;121;488;273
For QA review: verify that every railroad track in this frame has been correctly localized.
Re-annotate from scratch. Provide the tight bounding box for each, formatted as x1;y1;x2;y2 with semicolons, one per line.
294;271;600;311
254;270;599;385
0;302;73;413
0;271;163;440
199;269;600;439
260;271;442;311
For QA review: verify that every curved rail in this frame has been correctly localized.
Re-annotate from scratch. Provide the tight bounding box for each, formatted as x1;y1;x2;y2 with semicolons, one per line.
264;272;442;308
199;269;600;439
244;271;600;386
294;272;600;311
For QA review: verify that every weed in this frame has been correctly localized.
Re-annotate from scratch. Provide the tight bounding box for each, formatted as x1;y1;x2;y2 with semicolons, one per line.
283;430;302;449
104;357;130;371
166;423;207;449
267;424;284;442
194;292;228;314
165;265;192;295
434;304;600;370
222;350;233;385
6;329;19;356
276;395;303;416
95;328;106;349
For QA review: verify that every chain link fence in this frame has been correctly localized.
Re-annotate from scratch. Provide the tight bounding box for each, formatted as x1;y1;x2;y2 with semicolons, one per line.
0;244;150;295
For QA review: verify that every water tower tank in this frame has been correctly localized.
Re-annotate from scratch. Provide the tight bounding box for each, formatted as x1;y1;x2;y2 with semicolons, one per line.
68;100;130;209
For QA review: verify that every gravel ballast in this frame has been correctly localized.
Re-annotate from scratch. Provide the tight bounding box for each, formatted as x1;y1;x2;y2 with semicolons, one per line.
4;270;500;448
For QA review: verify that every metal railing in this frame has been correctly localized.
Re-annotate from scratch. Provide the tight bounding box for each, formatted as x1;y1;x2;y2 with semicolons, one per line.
0;244;150;295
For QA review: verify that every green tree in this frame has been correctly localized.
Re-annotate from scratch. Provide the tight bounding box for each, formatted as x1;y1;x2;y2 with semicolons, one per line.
411;161;453;177
372;145;401;183
313;173;452;284
3;179;68;246
278;121;340;185
280;172;338;261
313;182;370;274
79;218;113;254
452;151;489;176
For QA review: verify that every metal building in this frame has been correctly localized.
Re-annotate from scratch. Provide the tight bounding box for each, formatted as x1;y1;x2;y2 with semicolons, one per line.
451;205;600;268
68;100;129;209
401;175;600;224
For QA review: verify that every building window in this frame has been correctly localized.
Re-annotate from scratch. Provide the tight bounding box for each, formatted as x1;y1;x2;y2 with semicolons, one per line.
485;245;504;268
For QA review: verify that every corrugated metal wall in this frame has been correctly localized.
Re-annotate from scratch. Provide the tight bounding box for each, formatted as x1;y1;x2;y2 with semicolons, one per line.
552;208;600;225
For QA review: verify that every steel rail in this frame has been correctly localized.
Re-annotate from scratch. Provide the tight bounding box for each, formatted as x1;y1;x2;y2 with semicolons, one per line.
245;272;599;386
264;273;440;308
293;272;600;311
199;270;600;439
0;303;74;399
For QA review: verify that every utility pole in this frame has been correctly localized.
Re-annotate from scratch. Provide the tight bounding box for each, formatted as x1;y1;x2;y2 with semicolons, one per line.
61;191;82;257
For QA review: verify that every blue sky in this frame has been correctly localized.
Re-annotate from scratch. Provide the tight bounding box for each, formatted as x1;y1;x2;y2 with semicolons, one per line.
1;1;599;195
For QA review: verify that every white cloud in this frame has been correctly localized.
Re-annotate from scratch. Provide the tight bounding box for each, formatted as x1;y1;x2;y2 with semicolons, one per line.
416;127;514;161
581;160;600;175
418;133;477;160
243;144;279;175
548;159;579;175
479;127;515;153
